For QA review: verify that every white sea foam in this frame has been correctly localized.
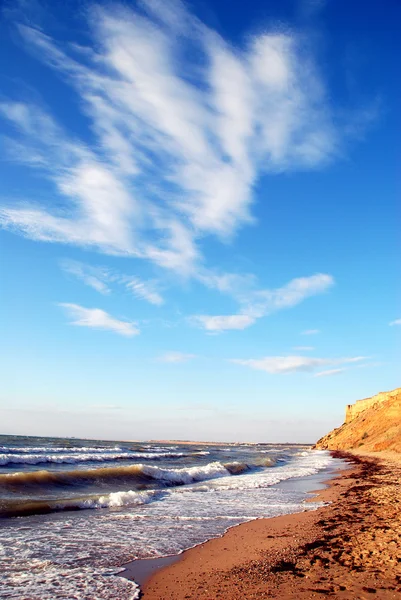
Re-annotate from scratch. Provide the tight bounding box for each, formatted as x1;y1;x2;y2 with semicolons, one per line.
139;461;230;484
67;457;263;510
80;489;161;509
202;450;334;492
142;445;179;451
52;453;332;512
0;560;140;600
0;450;187;465
0;445;123;454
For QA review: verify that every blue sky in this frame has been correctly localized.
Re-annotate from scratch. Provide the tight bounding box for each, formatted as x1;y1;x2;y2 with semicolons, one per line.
0;0;399;442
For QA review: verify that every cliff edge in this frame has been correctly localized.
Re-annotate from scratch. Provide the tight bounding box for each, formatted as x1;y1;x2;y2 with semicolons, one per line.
315;387;401;452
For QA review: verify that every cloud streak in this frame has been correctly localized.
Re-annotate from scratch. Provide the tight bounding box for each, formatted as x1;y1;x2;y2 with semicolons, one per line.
293;346;315;351
59;303;139;336
61;260;164;305
123;277;164;306
61;261;111;295
231;355;366;374
0;1;345;274
192;273;334;331
191;314;255;332
313;368;346;377
157;352;197;363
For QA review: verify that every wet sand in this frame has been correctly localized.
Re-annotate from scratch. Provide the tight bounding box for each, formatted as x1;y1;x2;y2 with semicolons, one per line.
125;451;401;599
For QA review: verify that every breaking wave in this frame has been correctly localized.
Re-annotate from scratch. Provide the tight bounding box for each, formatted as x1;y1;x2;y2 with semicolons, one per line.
0;463;250;517
0;452;333;519
0;461;254;517
0;489;162;518
0;460;249;490
0;445;123;454
0;450;195;466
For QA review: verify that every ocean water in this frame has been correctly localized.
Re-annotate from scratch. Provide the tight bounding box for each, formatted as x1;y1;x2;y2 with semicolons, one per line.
0;434;340;599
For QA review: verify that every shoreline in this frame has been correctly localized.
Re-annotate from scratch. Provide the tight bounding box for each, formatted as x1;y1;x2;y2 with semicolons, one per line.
121;469;336;588
120;459;345;594
122;451;401;599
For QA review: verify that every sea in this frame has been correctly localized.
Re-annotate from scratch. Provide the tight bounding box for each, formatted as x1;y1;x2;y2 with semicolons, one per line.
0;434;342;599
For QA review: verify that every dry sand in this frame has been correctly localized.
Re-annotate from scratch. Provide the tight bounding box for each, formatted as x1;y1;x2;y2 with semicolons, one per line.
125;451;401;599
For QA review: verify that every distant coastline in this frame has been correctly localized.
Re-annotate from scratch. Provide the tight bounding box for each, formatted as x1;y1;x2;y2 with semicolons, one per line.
140;440;312;446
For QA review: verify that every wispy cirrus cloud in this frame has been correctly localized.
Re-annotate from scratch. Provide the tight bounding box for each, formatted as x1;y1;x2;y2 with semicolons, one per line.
191;273;333;331
123;277;164;306
301;329;320;335
191;314;255;332
0;0;353;275
62;260;111;295
59;303;139;336
293;346;315;351
231;355;366;374
157;351;197;363
389;319;401;326
240;273;333;318
313;360;380;377
61;260;164;305
313;368;346;377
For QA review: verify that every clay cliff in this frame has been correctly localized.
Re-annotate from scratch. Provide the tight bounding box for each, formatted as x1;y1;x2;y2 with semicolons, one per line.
315;387;401;452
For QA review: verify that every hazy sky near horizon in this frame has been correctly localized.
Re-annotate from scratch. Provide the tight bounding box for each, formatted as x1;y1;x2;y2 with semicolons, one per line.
0;0;399;442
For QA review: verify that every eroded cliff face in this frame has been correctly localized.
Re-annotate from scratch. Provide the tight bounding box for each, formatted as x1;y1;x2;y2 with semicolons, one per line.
315;387;401;452
345;388;401;423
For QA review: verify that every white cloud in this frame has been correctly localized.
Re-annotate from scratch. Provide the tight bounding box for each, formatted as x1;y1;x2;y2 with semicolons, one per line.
157;352;197;363
0;2;348;274
61;260;111;294
123;277;164;306
389;319;401;326
198;271;257;295
192;273;333;331
293;346;314;351
59;303;139;336
231;355;366;374
61;260;164;305
242;274;334;318
191;314;255;332
301;329;320;335
314;368;346;377
232;356;327;373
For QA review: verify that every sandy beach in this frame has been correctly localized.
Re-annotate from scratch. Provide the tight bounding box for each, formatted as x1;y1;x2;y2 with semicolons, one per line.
125;451;401;599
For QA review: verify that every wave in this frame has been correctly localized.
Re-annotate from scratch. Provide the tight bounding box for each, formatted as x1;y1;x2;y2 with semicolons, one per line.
0;452;333;519
0;461;246;517
253;457;277;467
139;461;248;483
0;489;161;518
83;489;160;509
141;445;179;451
0;465;147;490
0;445;123;454
0;445;204;455
0;450;193;466
0;461;250;493
0;462;251;517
